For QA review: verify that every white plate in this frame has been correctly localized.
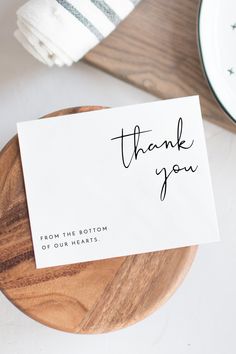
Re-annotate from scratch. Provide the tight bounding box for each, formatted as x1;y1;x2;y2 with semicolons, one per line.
198;0;236;123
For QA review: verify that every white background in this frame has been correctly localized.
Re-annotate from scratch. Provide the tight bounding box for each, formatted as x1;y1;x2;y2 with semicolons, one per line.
1;1;236;353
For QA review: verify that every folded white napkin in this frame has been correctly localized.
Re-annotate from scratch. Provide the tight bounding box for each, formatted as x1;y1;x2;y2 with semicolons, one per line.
15;0;141;66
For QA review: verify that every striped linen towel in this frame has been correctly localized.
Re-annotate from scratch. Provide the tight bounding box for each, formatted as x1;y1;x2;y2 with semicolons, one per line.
14;0;141;67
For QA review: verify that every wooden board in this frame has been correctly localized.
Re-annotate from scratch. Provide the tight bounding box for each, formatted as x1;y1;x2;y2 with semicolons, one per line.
0;106;197;334
85;0;236;133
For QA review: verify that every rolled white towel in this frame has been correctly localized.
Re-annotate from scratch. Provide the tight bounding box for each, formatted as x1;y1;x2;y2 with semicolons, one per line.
14;0;141;67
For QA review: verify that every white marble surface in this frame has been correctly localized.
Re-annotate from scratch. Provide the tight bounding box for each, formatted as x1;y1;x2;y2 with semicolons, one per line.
1;1;236;354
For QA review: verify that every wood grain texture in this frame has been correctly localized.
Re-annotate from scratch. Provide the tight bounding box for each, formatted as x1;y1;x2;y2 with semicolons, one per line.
85;0;236;132
0;106;197;334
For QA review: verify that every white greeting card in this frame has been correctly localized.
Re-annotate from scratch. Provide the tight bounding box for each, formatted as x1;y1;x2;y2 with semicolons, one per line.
17;96;219;269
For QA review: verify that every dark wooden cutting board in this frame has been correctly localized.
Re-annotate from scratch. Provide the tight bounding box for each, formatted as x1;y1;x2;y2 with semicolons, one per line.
85;0;236;132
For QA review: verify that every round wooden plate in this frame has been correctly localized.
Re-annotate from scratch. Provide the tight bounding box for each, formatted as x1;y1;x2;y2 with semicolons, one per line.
0;106;197;334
